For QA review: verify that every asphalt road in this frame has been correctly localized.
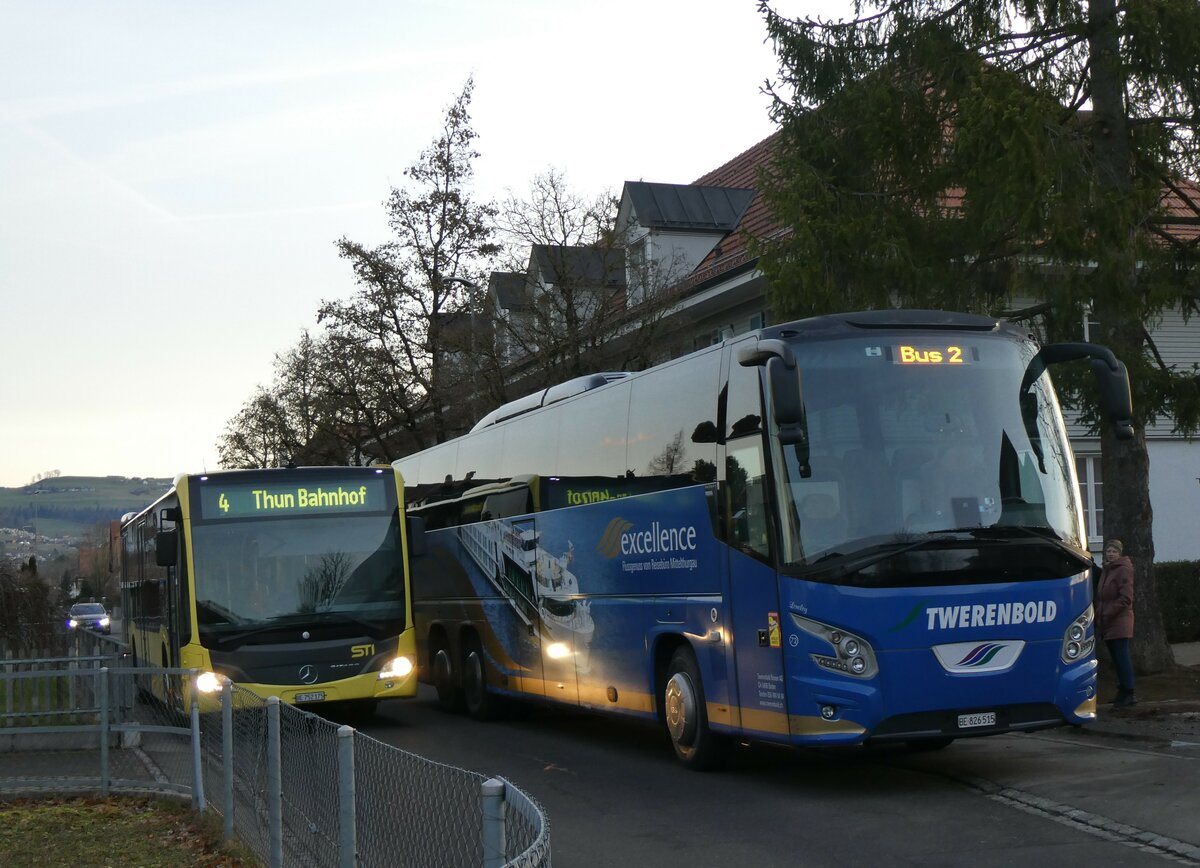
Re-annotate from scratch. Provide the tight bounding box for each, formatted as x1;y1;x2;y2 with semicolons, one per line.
362;687;1200;868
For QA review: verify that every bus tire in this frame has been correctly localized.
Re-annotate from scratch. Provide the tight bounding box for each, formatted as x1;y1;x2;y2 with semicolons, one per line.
131;639;149;700
664;645;727;770
433;646;465;713
462;639;498;721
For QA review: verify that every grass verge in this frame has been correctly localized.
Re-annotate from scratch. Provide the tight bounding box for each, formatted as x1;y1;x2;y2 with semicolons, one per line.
0;795;260;867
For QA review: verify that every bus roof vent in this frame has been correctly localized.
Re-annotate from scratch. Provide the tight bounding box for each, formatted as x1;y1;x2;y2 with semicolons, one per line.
841;310;1000;331
470;372;631;432
471;389;549;431
544;372;630;407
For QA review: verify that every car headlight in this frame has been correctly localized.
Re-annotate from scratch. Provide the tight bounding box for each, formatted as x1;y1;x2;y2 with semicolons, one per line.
378;656;414;679
194;671;224;694
68;619;78;628
791;614;879;679
1061;605;1095;664
99;617;111;627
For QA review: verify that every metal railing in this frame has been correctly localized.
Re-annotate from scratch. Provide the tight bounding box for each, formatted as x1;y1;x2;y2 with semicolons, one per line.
1;647;551;867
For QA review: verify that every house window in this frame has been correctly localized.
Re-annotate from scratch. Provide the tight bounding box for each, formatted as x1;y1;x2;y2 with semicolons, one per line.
626;235;649;305
1075;453;1103;547
693;325;735;351
749;312;766;331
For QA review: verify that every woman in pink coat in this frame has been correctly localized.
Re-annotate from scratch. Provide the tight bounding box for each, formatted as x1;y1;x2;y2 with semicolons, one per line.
1096;539;1136;707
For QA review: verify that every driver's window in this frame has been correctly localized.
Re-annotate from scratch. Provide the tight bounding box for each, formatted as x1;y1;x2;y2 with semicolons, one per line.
728;440;771;561
726;348;772;562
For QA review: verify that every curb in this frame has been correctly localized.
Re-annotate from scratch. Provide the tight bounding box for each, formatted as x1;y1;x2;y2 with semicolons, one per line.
960;774;1200;864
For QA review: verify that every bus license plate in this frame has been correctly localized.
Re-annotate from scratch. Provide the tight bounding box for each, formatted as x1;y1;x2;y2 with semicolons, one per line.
295;691;325;703
957;711;996;729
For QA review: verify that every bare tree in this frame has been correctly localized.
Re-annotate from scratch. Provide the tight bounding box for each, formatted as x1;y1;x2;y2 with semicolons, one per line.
494;170;692;393
321;77;500;450
217;331;353;468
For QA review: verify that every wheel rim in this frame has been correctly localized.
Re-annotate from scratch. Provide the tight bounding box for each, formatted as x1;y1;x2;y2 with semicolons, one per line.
665;671;697;746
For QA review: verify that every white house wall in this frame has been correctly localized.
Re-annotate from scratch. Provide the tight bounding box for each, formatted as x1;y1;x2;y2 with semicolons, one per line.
1148;440;1200;561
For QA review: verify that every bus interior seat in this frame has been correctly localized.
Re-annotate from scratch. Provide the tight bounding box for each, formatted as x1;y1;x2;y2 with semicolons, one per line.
890;447;935;522
799;491;847;552
840;448;892;533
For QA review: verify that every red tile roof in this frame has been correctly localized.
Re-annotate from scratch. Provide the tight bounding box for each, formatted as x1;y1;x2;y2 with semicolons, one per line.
684;130;1200;290
683;132;782;288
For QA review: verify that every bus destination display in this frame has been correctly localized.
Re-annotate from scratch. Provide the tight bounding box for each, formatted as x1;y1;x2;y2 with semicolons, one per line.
891;344;976;365
197;476;389;520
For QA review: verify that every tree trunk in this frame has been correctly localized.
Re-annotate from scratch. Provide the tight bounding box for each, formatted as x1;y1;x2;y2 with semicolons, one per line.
1100;426;1174;673
1089;0;1174;674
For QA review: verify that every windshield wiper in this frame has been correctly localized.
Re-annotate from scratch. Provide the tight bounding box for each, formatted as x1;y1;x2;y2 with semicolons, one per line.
942;524;1094;568
803;534;964;581
205;612;383;650
195;599;248;626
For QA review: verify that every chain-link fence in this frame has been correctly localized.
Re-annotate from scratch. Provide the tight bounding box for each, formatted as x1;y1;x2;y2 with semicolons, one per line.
1;648;550;867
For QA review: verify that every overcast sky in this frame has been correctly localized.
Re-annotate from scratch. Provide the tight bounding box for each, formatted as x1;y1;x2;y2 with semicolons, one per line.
0;0;846;488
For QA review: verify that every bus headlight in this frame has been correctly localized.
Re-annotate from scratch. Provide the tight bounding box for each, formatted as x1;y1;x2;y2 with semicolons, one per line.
378;656;414;679
194;671;223;694
791;614;879;679
1061;605;1095;664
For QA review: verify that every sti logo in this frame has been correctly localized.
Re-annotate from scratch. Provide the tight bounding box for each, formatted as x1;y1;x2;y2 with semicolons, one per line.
351;644;375;659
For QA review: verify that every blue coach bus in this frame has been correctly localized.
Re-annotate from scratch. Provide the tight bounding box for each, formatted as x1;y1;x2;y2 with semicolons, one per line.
395;310;1132;767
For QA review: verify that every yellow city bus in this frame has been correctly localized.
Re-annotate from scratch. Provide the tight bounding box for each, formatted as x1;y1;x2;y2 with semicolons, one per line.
119;466;420;714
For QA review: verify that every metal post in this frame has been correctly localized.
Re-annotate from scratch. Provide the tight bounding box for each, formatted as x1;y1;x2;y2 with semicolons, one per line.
481;777;506;868
222;680;234;840
191;695;205;812
337;724;356;868
267;696;283;868
99;667;110;796
67;642;78;711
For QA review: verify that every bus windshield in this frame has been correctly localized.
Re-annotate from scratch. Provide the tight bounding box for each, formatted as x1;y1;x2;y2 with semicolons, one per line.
190;513;406;641
776;332;1087;585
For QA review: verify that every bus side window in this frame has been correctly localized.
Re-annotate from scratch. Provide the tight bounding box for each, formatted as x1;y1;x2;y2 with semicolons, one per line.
727;440;771;561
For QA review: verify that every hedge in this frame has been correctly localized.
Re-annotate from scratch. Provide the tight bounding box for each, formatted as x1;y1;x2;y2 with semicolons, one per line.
1155;560;1200;644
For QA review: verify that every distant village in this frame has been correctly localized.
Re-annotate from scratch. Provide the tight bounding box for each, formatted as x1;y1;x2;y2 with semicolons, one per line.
0;474;170;602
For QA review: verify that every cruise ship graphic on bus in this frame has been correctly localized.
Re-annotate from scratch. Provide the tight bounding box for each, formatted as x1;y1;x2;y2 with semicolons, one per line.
460;517;595;672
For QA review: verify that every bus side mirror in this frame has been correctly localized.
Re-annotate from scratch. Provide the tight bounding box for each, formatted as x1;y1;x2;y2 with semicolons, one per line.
1091;357;1134;440
691;421;719;443
155;530;178;567
1024;342;1134;441
737;338;811;477
767;356;807;449
406;515;427;558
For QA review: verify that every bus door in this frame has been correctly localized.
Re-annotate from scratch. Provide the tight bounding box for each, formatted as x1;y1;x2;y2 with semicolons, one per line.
722;350;790;740
484;515;547;698
532;526;581;705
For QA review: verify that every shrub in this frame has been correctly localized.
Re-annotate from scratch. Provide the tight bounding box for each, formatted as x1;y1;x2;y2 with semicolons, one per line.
1155;560;1200;644
0;562;66;653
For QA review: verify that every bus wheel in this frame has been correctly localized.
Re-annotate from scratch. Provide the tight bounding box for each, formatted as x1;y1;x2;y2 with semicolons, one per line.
462;639;498;721
131;640;149;700
433;646;465;713
664;645;727;770
160;653;170;707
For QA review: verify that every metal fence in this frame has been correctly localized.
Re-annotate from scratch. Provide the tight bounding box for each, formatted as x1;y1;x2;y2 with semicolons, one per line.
0;641;551;868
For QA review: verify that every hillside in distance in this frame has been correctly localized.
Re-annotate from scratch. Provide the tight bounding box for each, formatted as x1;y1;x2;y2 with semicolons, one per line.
0;475;174;539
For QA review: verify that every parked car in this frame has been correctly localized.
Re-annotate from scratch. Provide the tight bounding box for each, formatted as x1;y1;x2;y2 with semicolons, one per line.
67;602;111;634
